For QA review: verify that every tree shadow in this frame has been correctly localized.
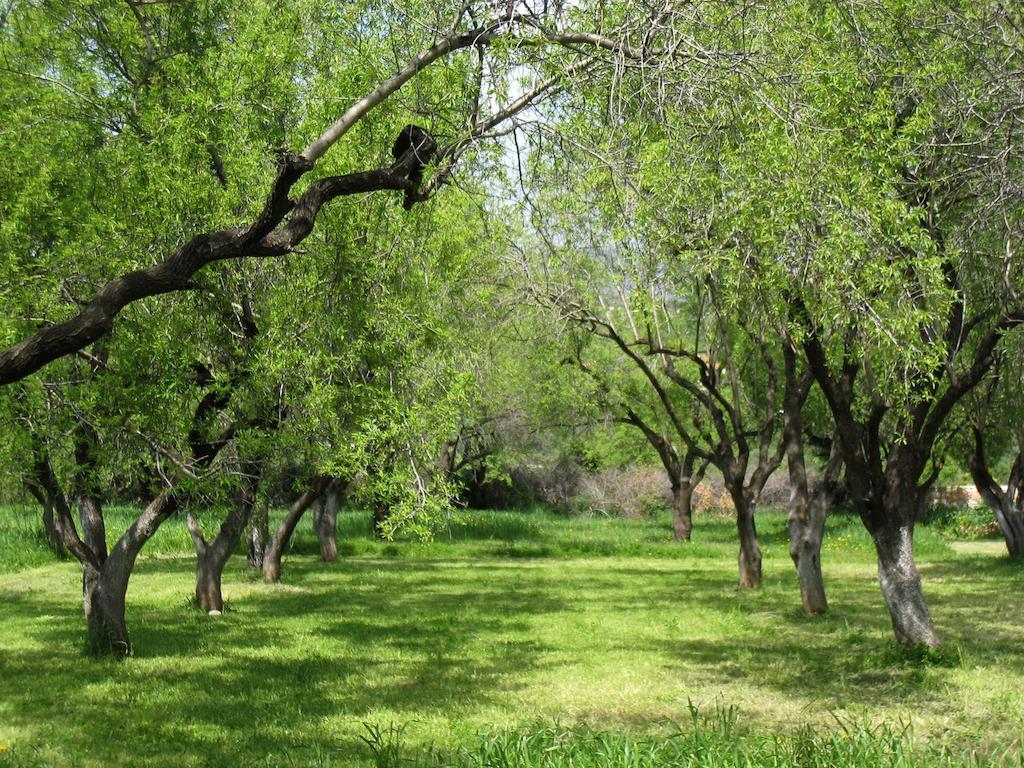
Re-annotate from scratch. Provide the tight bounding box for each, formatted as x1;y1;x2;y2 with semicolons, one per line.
0;556;564;766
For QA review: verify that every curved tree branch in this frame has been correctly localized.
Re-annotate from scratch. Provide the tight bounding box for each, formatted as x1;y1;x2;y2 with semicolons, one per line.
0;16;648;386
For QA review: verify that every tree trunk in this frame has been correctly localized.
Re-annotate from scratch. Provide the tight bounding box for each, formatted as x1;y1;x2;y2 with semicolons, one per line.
84;489;180;657
188;471;261;612
966;430;1024;558
43;497;65;556
262;481;328;582
871;520;940;647
74;422;108;562
247;499;270;569
790;517;828;613
313;483;342;562
671;482;694;541
730;487;762;589
194;549;225;613
75;493;108;564
784;443;828;613
26;482;65;556
781;340;829;612
84;565;131;657
994;501;1024;558
671;452;706;542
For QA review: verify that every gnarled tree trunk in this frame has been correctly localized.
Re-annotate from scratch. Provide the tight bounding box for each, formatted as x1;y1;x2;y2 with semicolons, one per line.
966;427;1024;558
871;518;940;647
188;470;261;613
78;489;181;656
262;480;329;582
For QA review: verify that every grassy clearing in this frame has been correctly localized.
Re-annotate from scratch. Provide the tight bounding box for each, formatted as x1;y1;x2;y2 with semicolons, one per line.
0;504;1021;767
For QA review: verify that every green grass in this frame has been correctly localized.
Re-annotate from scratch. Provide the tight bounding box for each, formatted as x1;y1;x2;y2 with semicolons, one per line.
0;504;1021;767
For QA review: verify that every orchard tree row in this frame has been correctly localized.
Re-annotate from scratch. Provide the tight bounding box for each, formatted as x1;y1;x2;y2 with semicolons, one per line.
1;0;1023;656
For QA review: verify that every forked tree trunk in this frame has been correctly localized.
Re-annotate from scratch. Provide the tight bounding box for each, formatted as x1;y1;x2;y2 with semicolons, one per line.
188;475;260;613
871;519;940;647
262;481;329;582
74;488;181;657
313;483;343;562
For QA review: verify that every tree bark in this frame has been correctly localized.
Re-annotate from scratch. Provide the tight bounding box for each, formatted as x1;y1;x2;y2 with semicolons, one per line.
84;565;131;656
313;482;343;562
728;485;762;589
247;499;270;569
671;451;706;542
75;494;107;564
262;480;329;582
871;520;940;647
187;472;260;612
78;488;181;656
671;482;694;542
993;501;1024;558
966;428;1024;558
25;482;65;556
74;423;108;562
782;342;833;613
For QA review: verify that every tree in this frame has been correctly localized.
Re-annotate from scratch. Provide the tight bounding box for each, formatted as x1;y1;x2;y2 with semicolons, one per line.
0;2;652;386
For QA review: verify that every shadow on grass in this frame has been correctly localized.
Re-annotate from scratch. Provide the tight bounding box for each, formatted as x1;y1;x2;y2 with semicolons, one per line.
0;557;564;766
0;509;1020;766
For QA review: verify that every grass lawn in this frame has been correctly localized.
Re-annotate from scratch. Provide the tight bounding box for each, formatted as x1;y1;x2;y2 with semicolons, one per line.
0;505;1021;766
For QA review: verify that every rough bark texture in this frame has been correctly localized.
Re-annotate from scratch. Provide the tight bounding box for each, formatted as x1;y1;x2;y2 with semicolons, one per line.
82;489;181;656
262;480;330;582
25;482;65;556
782;343;835;614
187;471;261;612
872;521;940;647
732;488;762;589
247;500;270;569
313;483;343;563
671;483;695;542
966;427;1024;558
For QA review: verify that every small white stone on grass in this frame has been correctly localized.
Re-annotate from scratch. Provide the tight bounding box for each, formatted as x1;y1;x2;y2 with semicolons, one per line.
208;610;222;616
